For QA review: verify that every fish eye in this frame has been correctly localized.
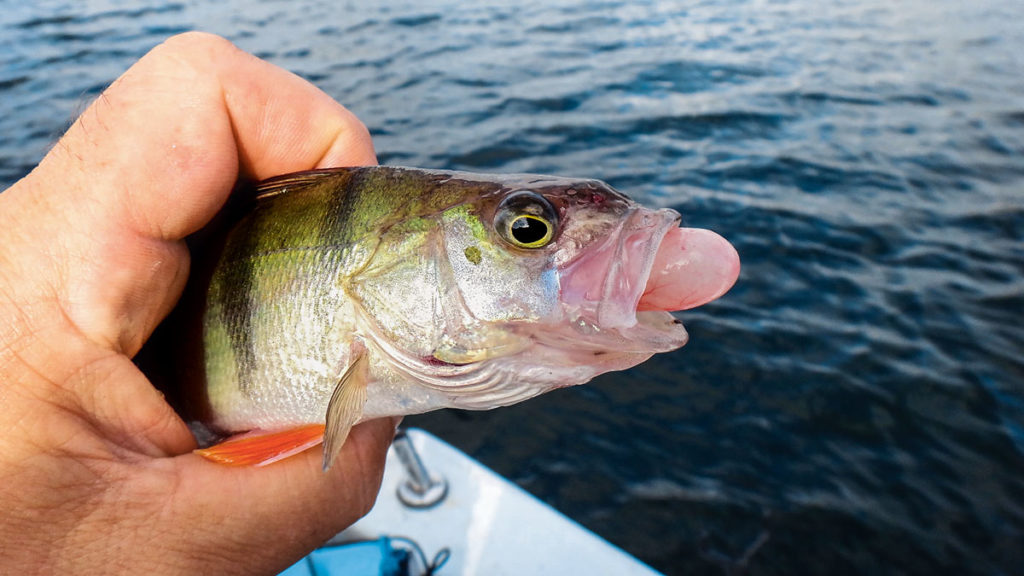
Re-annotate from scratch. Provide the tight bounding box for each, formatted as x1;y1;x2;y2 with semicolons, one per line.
509;215;551;247
495;191;558;249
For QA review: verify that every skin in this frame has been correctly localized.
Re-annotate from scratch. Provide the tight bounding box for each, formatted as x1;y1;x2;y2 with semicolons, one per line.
0;32;398;575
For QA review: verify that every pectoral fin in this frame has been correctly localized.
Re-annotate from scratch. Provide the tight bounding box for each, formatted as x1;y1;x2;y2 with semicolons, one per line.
322;349;370;471
195;424;326;467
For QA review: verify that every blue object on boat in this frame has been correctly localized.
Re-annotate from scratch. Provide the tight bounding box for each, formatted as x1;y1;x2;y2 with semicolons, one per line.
279;537;408;576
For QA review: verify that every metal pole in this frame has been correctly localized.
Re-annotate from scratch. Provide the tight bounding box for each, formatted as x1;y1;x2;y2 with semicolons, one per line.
393;429;448;508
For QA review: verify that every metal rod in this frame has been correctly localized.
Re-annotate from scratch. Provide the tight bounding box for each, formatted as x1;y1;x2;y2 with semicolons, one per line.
393;429;448;508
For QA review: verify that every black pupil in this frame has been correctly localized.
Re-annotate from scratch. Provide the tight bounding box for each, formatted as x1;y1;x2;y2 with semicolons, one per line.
511;217;548;245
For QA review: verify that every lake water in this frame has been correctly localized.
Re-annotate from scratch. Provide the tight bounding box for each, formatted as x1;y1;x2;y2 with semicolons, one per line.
3;1;1023;574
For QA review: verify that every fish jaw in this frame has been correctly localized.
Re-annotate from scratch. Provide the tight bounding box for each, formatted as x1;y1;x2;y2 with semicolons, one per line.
557;206;689;344
552;203;739;360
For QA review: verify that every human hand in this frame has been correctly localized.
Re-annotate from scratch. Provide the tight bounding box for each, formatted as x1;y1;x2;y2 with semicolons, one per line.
0;32;394;575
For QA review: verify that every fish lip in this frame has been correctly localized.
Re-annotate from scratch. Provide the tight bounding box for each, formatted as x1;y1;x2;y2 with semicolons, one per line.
559;206;682;332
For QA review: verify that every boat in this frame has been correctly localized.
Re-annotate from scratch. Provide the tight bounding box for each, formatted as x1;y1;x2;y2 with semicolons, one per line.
280;428;664;575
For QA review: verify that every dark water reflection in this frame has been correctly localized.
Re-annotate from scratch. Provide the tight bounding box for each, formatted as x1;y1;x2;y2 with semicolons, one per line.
3;1;1023;574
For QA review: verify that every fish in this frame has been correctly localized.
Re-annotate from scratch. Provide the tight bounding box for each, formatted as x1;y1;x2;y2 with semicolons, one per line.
186;166;740;468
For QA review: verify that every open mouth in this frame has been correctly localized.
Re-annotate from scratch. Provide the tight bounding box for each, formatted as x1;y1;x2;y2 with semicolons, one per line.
557;205;740;349
559;207;682;330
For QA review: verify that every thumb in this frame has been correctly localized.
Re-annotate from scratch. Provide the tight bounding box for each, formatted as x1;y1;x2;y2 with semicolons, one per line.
8;31;375;359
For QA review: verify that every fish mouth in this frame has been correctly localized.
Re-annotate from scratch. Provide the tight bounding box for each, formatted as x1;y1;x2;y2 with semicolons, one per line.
557;207;689;353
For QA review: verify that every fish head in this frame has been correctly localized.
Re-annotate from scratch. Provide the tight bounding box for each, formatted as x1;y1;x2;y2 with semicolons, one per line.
382;172;739;409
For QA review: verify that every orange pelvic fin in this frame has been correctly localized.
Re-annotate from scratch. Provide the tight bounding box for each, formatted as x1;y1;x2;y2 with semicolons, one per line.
195;424;326;467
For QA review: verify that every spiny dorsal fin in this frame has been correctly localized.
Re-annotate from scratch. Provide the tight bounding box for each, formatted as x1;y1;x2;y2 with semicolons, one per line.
251;167;362;202
322;347;370;471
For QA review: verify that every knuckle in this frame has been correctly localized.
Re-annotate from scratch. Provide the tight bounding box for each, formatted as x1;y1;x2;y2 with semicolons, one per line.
159;31;236;56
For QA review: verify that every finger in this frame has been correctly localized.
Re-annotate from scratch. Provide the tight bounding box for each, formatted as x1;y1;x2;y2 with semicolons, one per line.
76;355;198;457
40;30;376;245
166;419;396;575
4;32;376;358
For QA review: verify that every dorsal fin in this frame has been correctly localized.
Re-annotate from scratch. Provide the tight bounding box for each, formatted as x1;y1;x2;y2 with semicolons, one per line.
251;167;362;202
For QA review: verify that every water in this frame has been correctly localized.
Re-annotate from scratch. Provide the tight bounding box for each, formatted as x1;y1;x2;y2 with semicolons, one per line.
3;1;1023;574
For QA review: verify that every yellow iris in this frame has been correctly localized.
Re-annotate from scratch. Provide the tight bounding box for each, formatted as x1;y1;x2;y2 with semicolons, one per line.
494;190;559;249
507;214;553;248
